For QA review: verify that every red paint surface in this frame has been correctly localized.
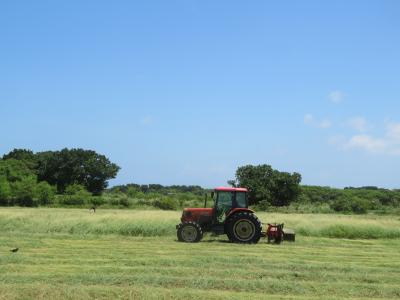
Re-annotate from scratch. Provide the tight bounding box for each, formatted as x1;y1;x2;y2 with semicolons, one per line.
214;187;248;192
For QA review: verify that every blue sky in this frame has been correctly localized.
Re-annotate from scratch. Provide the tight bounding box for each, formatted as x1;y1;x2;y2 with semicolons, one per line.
1;1;400;188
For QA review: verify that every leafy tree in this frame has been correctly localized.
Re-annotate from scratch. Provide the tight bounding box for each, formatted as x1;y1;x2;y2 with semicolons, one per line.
2;149;37;171
36;148;120;194
230;164;302;206
0;159;35;182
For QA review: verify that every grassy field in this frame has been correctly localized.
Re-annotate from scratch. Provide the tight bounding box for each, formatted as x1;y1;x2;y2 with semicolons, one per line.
0;208;400;299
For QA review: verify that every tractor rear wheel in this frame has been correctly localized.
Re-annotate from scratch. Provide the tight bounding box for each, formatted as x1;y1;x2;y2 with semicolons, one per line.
226;212;262;244
177;221;203;243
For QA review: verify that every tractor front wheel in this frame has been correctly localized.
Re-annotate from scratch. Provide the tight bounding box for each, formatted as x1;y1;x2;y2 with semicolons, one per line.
226;212;262;244
177;221;203;243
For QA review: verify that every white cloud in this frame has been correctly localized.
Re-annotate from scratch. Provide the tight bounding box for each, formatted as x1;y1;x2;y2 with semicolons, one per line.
337;121;400;155
319;119;332;129
386;122;400;140
344;134;387;153
304;114;332;129
347;116;369;132
329;90;345;104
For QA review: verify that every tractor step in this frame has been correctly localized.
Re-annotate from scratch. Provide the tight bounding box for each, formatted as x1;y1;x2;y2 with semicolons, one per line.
211;225;225;235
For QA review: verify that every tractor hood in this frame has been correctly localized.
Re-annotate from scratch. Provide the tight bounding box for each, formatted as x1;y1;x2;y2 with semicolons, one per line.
181;208;213;222
183;207;213;216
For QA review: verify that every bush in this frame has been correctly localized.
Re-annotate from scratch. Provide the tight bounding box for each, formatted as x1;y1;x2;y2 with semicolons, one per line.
60;184;91;206
36;181;56;205
0;177;12;205
330;196;352;213
350;197;369;214
254;200;270;211
153;198;177;210
11;176;38;207
89;196;106;207
119;197;130;207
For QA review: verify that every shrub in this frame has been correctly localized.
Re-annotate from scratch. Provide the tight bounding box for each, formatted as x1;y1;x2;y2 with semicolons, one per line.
350;197;369;214
119;197;130;207
254;200;270;211
153;198;177;210
330;196;352;213
0;177;12;205
36;181;56;205
60;184;91;205
89;196;106;206
11;176;38;207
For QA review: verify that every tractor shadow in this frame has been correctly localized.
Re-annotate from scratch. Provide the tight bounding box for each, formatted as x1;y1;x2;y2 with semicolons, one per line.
201;239;231;244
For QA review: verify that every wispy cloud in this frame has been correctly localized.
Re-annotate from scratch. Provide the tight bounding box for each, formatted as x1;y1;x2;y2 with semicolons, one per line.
304;114;332;129
346;116;369;132
344;134;387;153
329;90;345;104
332;121;400;155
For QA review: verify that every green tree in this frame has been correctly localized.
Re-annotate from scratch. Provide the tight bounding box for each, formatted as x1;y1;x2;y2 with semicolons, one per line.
231;164;302;206
2;149;37;171
0;159;35;182
36;148;120;194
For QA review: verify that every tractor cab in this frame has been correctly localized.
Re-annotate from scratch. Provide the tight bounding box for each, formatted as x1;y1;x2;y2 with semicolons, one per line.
212;187;249;223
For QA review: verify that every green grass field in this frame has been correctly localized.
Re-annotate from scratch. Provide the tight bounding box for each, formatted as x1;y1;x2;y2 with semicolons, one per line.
1;208;400;299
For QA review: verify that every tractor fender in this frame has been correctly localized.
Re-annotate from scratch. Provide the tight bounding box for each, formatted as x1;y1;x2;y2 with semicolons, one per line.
226;208;254;220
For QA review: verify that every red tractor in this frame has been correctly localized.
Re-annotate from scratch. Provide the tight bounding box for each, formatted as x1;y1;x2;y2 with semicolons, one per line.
176;187;263;243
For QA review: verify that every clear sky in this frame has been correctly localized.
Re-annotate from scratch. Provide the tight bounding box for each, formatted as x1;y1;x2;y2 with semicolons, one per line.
1;1;400;188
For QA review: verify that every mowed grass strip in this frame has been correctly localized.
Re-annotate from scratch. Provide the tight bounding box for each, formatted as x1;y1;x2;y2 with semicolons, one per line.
1;233;400;298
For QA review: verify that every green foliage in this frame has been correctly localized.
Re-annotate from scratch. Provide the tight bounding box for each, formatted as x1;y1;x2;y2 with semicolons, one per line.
36;148;120;194
300;185;399;214
231;164;301;206
89;196;106;207
0;176;12;205
118;196;130;207
36;181;56;205
254;200;271;211
0;159;35;182
349;197;370;214
60;184;92;206
153;198;178;210
11;176;38;206
2;148;37;170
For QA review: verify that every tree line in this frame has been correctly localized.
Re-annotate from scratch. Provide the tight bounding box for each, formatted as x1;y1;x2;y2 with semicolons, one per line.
0;148;119;206
0;149;399;213
228;164;399;213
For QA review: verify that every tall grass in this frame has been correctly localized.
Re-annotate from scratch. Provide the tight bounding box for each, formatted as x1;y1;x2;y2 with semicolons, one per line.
0;208;399;239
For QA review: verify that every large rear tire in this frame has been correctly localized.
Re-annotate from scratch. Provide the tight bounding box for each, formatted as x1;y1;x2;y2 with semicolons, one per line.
226;212;262;244
177;221;203;243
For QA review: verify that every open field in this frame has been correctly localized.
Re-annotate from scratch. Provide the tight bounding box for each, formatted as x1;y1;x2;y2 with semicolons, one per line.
1;208;400;299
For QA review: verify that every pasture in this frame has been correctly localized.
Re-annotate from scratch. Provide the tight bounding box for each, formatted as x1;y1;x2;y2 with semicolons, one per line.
0;208;400;299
